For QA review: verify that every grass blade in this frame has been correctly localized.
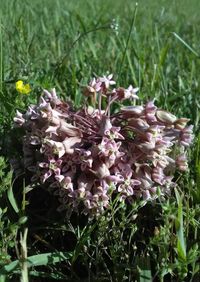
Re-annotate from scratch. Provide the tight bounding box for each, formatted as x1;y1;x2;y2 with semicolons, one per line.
118;2;138;77
172;32;199;57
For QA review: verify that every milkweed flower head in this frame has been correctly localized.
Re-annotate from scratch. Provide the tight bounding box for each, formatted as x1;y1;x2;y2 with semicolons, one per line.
16;80;31;94
13;75;194;217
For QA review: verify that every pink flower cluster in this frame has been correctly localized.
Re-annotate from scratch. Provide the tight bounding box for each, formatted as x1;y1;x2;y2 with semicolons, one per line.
14;75;193;216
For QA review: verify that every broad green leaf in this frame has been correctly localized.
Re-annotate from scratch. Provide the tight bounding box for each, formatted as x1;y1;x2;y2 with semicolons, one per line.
13;270;67;280
139;268;152;282
26;251;72;266
0;275;6;282
136;256;152;282
0;261;18;275
0;252;72;275
7;183;19;214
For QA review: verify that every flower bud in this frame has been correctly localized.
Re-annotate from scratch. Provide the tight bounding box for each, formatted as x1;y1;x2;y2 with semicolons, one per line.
156;110;177;124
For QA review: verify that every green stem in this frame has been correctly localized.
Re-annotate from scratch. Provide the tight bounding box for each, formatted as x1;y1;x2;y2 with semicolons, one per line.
20;228;29;282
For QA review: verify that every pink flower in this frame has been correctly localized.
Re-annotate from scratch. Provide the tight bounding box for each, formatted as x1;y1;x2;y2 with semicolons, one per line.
124;85;139;100
104;126;124;140
99;74;116;89
13;80;193;217
180;125;194;146
13;110;25;126
39;158;63;183
176;154;188;171
84;77;102;97
89;78;102;92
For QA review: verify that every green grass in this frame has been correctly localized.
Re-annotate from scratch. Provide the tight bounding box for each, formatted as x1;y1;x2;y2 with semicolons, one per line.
0;0;200;281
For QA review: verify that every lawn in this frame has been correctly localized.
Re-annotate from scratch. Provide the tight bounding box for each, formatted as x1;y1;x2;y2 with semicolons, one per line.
0;0;200;281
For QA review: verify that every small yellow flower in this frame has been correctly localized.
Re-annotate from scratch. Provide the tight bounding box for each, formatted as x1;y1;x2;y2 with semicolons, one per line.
16;80;31;94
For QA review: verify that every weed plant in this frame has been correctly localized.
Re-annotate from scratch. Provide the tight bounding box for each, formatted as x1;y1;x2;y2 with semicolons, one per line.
0;0;199;281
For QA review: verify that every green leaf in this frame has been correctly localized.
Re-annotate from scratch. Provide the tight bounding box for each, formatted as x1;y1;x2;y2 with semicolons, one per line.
0;252;72;275
174;188;187;262
136;256;152;282
7;183;19;214
13;270;67;280
29;270;66;279
0;261;18;275
0;275;6;282
139;269;152;282
26;251;72;266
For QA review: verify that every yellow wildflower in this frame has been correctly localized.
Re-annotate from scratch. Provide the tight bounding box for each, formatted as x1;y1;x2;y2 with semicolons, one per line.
16;80;31;94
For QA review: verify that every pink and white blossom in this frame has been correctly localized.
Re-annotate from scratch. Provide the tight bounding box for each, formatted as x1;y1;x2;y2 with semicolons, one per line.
13;75;194;217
